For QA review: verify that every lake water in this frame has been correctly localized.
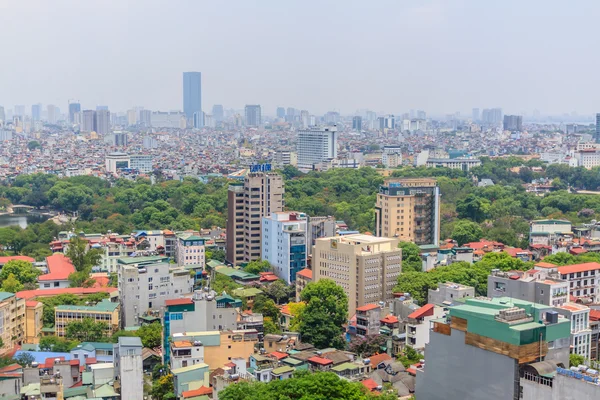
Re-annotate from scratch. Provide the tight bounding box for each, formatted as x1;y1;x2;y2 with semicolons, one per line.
0;213;51;229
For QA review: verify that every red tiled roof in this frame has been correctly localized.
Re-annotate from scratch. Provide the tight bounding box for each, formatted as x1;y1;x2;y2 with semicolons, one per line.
504;247;531;257
44;357;65;369
39;254;75;281
16;287;117;300
408;304;435;320
25;301;41;308
590;310;600;321
69;359;80;366
464;240;504;250
369;353;392;366
69;380;83;388
570;247;587;255
361;378;379;391
0;364;22;373
296;268;312;280
380;315;399;324
307;356;333;366
0;256;35;265
356;303;380;312
182;386;212;398
268;351;288;360
535;262;557;269
85;358;97;364
165;298;193;306
259;273;279;282
557;262;600;275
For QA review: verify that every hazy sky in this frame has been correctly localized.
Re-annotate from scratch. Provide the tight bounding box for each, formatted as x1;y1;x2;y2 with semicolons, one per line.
1;0;599;116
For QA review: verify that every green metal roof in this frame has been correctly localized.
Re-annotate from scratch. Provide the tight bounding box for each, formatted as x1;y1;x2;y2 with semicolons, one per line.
0;292;15;302
331;362;359;372
532;219;571;225
272;365;295;375
55;299;118;312
282;357;304;366
79;342;115;351
232;287;263;297
216;266;259;280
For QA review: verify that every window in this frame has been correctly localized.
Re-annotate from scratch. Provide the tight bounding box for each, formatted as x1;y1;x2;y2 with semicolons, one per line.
171;313;183;321
54;282;60;287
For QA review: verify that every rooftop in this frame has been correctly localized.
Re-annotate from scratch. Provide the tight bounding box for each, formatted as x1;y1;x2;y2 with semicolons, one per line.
557;262;600;275
16;287;117;300
55;299;118;313
39;254;75;282
296;268;312;279
117;255;170;265
0;255;35;265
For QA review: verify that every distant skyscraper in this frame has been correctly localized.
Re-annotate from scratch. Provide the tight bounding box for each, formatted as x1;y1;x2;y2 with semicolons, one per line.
417;110;427;120
14;105;25;117
503;115;523;132
0;106;5;122
472;108;480;121
96;109;111;134
139;110;151;127
352;116;362;131
96;105;109;111
297;126;338;171
81;110;96;132
212;105;224;123
47;105;57;124
31;104;42;121
276;107;285;119
69;102;81;123
244;105;262;127
183;71;202;126
127;109;136;126
300;110;309;128
286;107;296;123
596;114;600;143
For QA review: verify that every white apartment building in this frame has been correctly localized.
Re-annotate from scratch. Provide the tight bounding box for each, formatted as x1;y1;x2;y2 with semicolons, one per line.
175;232;206;267
113;337;143;400
574;149;600;169
296;126;338;171
425;157;481;171
406;303;445;351
105;152;130;173
262;212;308;284
151;111;186;129
556;303;592;360
129;154;153;173
118;255;194;327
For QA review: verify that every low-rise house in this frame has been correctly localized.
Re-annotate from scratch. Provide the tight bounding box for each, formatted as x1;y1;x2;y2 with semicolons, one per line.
428;281;475;306
295;268;312;301
556;302;592;360
353;304;381;336
54;299;120;337
406;304;444;351
38;253;75;290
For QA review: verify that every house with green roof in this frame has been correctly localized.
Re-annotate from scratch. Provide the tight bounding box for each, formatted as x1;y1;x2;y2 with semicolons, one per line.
54;300;120;337
215;266;259;283
172;363;210;397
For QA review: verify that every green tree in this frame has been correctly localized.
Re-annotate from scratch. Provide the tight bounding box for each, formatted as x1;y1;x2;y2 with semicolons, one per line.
570;353;585;367
39;336;79;352
1;274;23;293
252;294;280;321
298;279;348;349
349;334;386;357
398;242;422;273
263;317;281;335
27;141;41;150
13;352;35;367
137;322;162;348
151;373;175;400
244;260;270;275
397;345;421;368
0;259;40;285
451;220;483;246
66;236;101;272
65;318;109;342
264;280;288;304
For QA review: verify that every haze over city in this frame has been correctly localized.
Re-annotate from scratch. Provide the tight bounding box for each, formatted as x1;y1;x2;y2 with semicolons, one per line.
1;0;600;116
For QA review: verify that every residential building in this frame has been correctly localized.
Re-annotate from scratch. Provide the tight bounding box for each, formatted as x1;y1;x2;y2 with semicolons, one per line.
520;363;600;399
172;363;211;398
68;102;81;123
596;113;600;144
183;72;202;126
488;269;569;307
296;126;338;171
274;150;297;168
313;234;402;317
225;171;284;265
38;253;75;290
276;107;285;119
96;109;110;135
24;300;43;344
503;115;523;131
354;304;381;336
212;104;224;123
127;109;137;126
245;105;261;127
113;337;143;400
151;111;186;128
71;341;114;365
139;109;151;127
428;282;475;306
352;116;362;131
406;304;444;351
105;152;130;173
81;110;96;132
295;268;312;301
0;292;25;355
425;157;481;171
574;149;600;169
129;154;153;174
556;303;592;360
54;299;120;337
262;211;307;284
382;146;402;168
529;219;572;246
544;262;600;304
31;104;41;121
375;178;441;246
307;215;337;246
175;232;206;267
117;255;193;327
415;297;571;400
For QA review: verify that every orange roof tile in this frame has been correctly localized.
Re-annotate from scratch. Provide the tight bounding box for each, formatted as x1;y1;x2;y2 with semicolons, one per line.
0;256;35;265
369;353;392;366
535;262;557;269
408;304;435;319
557;262;600;275
308;356;333;366
361;378;379;391
380;315;399;324
268;351;288;360
356;303;380;312
172;341;192;348
296;268;312;280
39;254;75;281
182;386;212;398
165;298;193;306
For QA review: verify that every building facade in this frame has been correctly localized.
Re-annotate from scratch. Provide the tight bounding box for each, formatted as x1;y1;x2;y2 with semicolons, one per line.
54;299;120;337
113;337;143;400
183;72;202;126
175;233;206;267
0;293;25;355
313;234;402;317
262;212;307;284
375;178;441;246
129;155;153;173
244;105;261;127
296;126;338;171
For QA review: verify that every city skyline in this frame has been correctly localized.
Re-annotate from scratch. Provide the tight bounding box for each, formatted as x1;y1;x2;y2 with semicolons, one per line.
1;0;600;115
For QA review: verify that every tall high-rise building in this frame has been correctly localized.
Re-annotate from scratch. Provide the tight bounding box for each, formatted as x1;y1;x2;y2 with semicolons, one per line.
375;178;441;246
0;106;5;122
212;105;224;123
300;110;309;128
31;104;41;121
81;110;96;132
46;105;57;124
68;102;81;123
276;107;285;119
244;105;262;127
472;108;480;121
127;109;136;126
226;171;284;265
296;125;338;171
595;113;600;143
139;109;151;127
286;107;296;122
262;211;307;284
313;234;402;317
481;108;502;126
96;105;109;111
352;116;362;131
96;109;111;134
183;71;202;126
503;115;523;132
14;105;25;117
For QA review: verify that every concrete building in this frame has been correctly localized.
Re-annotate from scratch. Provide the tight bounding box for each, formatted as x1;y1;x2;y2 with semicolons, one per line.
139;109;151;127
428;281;475;306
117;255;193;328
68;102;81;123
0;292;25;355
520;364;600;400
406;303;445;351
529;219;572;246
54;299;119;337
175;232;206;267
244;105;261;127
105;152;129;173
313;234;402;317
113;337;143;400
81;110;96;132
375;178;441;246
352;116;362;131
503;115;523;131
129;154;153;173
556;303;592;360
274;150;297;168
415;297;572;400
487;269;569;307
262;211;307;284
295;268;312;301
25;300;43;344
296;126;338;171
596;113;600;144
354;304;381;336
226;171;284;265
127;109;137;126
307;215;337;246
183;72;202;126
38;253;75;290
96;109;111;135
151;111;186;128
425;157;481;171
382;146;402;168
